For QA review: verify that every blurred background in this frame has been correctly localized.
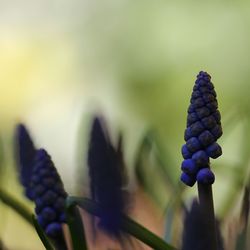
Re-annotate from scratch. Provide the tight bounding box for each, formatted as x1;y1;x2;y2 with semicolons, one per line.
0;0;250;249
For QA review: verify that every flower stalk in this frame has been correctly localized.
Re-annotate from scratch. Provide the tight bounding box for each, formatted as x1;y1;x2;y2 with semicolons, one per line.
181;71;223;250
197;183;217;250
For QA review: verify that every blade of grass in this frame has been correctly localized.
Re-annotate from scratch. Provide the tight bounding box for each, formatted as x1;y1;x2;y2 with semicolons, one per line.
235;187;250;250
0;188;33;226
219;117;250;218
32;215;54;250
66;202;88;250
135;130;178;209
67;196;177;250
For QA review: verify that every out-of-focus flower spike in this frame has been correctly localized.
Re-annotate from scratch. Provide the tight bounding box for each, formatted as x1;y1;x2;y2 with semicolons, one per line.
181;199;224;250
88;117;110;201
116;133;129;187
31;149;67;248
88;116;128;236
15;124;36;200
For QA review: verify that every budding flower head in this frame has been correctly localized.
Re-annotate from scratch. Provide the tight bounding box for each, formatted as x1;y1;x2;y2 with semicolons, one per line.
181;71;223;186
15;124;36;200
31;149;67;239
88;116;128;236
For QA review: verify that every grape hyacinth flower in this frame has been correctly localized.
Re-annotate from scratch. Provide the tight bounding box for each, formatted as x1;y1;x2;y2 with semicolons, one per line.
15;124;36;200
88;117;128;237
181;71;223;186
30;149;68;249
180;71;223;250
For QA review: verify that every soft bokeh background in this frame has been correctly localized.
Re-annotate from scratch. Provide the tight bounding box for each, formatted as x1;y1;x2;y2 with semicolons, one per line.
0;1;250;249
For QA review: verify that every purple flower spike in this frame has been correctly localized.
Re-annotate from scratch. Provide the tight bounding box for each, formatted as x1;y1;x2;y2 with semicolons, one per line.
88;116;128;236
31;149;67;240
15;124;36;200
180;71;223;186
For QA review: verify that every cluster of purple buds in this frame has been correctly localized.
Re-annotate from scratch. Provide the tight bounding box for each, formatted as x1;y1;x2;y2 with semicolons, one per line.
30;149;68;238
181;71;223;186
16;124;68;239
15;124;36;200
88;117;128;236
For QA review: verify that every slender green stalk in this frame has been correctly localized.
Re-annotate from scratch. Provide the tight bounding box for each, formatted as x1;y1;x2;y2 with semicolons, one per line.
66;203;88;250
197;183;217;250
52;237;68;250
0;188;33;226
67;196;177;250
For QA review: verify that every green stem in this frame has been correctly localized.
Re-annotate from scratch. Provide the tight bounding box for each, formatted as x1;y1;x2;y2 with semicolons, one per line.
0;188;33;226
66;204;88;250
197;183;217;250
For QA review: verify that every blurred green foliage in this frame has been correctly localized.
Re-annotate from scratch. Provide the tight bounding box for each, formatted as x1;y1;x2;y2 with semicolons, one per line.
0;0;250;249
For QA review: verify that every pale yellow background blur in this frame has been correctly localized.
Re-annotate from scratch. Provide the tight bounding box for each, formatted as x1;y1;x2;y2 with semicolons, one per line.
1;1;250;249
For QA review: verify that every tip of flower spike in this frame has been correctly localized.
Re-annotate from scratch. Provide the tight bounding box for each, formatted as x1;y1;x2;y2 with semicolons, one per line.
92;116;107;138
15;123;37;200
35;149;49;160
16;123;28;136
197;71;211;80
88;116;128;236
182;199;225;250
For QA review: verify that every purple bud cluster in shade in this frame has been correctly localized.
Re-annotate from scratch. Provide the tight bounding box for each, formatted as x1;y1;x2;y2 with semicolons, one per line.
88;117;128;236
15;124;36;200
181;71;223;186
30;149;68;238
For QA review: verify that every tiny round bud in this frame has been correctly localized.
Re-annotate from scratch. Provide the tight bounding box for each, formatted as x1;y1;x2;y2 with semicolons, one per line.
189;121;205;137
181;159;198;175
180;172;196;187
197;168;215;184
192;98;205;109
211;125;223;139
198;130;215;147
184;127;192;141
45;223;62;238
196;107;210;119
192;150;209;167
205;143;222;159
41;207;57;222
186;137;201;153
181;144;192;159
201;116;217;129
